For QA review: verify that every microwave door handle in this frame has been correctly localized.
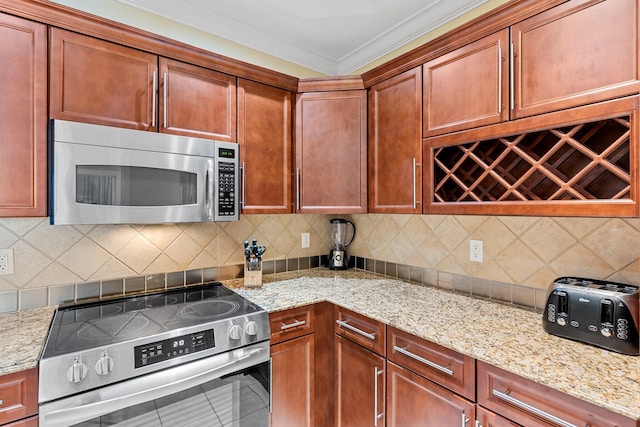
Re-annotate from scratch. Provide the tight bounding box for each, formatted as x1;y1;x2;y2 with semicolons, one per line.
206;162;215;220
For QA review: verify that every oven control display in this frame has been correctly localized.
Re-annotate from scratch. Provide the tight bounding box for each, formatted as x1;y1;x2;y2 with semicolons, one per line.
134;329;215;368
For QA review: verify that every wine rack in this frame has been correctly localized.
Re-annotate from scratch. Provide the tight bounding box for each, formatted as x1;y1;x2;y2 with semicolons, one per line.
432;116;631;204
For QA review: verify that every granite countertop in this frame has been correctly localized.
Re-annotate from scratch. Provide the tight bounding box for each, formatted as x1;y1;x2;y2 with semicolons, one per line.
231;269;640;421
0;306;55;375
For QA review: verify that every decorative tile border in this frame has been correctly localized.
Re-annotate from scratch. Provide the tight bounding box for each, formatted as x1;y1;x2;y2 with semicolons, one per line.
0;254;545;313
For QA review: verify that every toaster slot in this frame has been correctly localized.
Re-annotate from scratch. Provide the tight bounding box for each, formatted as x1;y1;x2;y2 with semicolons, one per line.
600;299;614;324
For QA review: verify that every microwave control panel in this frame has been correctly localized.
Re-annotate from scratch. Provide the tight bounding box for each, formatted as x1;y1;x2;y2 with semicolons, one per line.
214;142;238;221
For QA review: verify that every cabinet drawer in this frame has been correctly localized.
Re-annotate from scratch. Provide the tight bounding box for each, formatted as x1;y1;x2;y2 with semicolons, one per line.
270;305;315;344
387;326;475;401
476;405;521;427
334;306;385;356
477;361;636;427
0;368;38;425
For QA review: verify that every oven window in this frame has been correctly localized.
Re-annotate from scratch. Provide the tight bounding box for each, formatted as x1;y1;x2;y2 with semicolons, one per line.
76;165;197;207
72;361;269;427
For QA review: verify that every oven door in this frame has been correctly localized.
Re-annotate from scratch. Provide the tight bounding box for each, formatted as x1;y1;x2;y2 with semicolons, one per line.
39;342;270;427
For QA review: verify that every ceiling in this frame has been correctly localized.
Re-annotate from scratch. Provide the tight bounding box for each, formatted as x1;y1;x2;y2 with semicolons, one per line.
116;0;489;75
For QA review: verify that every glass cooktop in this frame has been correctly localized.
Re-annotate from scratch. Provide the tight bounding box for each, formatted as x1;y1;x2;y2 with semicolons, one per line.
42;282;262;358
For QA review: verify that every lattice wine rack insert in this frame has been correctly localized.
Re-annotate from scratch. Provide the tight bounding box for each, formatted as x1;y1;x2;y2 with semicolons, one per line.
432;116;631;203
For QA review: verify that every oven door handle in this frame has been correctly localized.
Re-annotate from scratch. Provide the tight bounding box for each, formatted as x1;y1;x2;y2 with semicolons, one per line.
40;343;270;427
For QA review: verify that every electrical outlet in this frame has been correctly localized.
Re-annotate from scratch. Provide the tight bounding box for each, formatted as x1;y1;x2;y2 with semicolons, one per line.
0;248;14;275
301;232;310;248
469;240;483;263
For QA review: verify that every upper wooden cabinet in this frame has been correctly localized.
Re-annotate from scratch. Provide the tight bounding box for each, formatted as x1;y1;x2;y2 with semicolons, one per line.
0;13;47;217
49;27;157;131
159;58;236;141
238;79;292;213
49;28;237;140
422;0;639;137
512;0;639;119
295;90;367;213
369;67;422;213
423;30;509;137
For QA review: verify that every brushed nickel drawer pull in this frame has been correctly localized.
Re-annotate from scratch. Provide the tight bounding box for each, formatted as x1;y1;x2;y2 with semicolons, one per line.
0;399;3;406
280;319;306;330
393;345;453;376
492;389;578;427
336;319;376;340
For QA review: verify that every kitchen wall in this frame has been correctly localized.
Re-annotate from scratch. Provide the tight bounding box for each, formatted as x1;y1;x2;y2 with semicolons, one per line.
0;213;637;312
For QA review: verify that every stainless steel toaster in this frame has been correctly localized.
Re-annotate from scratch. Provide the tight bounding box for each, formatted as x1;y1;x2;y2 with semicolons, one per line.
542;277;638;355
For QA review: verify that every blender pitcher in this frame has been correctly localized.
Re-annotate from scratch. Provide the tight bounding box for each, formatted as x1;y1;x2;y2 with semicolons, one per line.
329;218;355;270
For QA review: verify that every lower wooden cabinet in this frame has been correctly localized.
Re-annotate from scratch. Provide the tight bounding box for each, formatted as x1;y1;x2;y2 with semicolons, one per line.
0;368;38;426
3;416;37;427
335;335;385;427
270;334;314;427
387;361;475;427
477;361;637;427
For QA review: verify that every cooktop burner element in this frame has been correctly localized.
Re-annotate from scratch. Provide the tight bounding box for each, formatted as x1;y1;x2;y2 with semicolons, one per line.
39;282;270;404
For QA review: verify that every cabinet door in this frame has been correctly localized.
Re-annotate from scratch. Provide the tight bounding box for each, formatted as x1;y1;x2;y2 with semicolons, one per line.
423;30;509;137
0;13;47;217
476;406;521;427
0;368;38;425
512;0;639;119
271;334;314;427
369;67;422;213
295;90;367;213
387;362;474;427
50;28;158;130
159;57;236;141
335;335;385;427
238;79;292;213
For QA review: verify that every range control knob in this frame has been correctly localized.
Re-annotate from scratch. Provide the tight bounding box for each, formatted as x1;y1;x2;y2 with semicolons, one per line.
600;327;613;338
67;357;88;383
229;325;243;340
95;351;114;376
245;321;258;336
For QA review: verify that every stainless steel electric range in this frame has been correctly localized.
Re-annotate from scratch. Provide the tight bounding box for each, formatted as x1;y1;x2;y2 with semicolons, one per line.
38;282;271;427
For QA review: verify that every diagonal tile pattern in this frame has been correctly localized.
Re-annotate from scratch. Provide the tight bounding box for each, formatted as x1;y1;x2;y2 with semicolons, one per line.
0;214;637;310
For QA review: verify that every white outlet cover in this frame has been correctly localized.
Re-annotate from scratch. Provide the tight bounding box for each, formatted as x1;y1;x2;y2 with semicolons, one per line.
0;248;14;275
301;233;311;248
469;240;483;263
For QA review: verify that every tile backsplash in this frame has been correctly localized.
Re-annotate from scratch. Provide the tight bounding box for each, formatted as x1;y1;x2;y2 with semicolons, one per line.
0;213;637;312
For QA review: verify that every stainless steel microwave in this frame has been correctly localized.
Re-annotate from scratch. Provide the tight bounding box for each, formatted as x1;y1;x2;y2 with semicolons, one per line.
50;120;239;225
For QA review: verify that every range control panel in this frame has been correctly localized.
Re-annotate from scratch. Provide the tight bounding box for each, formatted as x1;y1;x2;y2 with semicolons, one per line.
134;329;215;368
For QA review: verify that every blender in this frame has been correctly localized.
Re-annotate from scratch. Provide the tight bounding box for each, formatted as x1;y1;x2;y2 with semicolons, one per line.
328;218;355;270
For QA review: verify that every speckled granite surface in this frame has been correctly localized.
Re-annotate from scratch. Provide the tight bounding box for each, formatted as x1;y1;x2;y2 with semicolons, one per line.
232;269;640;421
0;306;55;375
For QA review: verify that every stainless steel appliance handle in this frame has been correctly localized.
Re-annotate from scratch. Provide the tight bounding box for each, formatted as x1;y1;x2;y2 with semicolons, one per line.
163;72;168;128
240;161;246;208
280;319;306;330
206;161;215;219
412;157;417;209
492;389;578;427
497;40;503;114
336;319;375;340
41;344;269;427
151;71;157;128
374;366;384;426
295;168;300;211
393;345;453;376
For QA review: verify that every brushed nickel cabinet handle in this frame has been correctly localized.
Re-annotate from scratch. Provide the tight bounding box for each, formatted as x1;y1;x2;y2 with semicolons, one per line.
497;40;503;114
280;319;306;330
295;168;300;211
336;319;376;340
163;72;168;128
412;157;418;209
475;420;481;427
240;162;246;208
492;389;577;427
374;366;384;426
509;40;515;111
393;345;453;376
461;412;469;427
151;71;157;128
